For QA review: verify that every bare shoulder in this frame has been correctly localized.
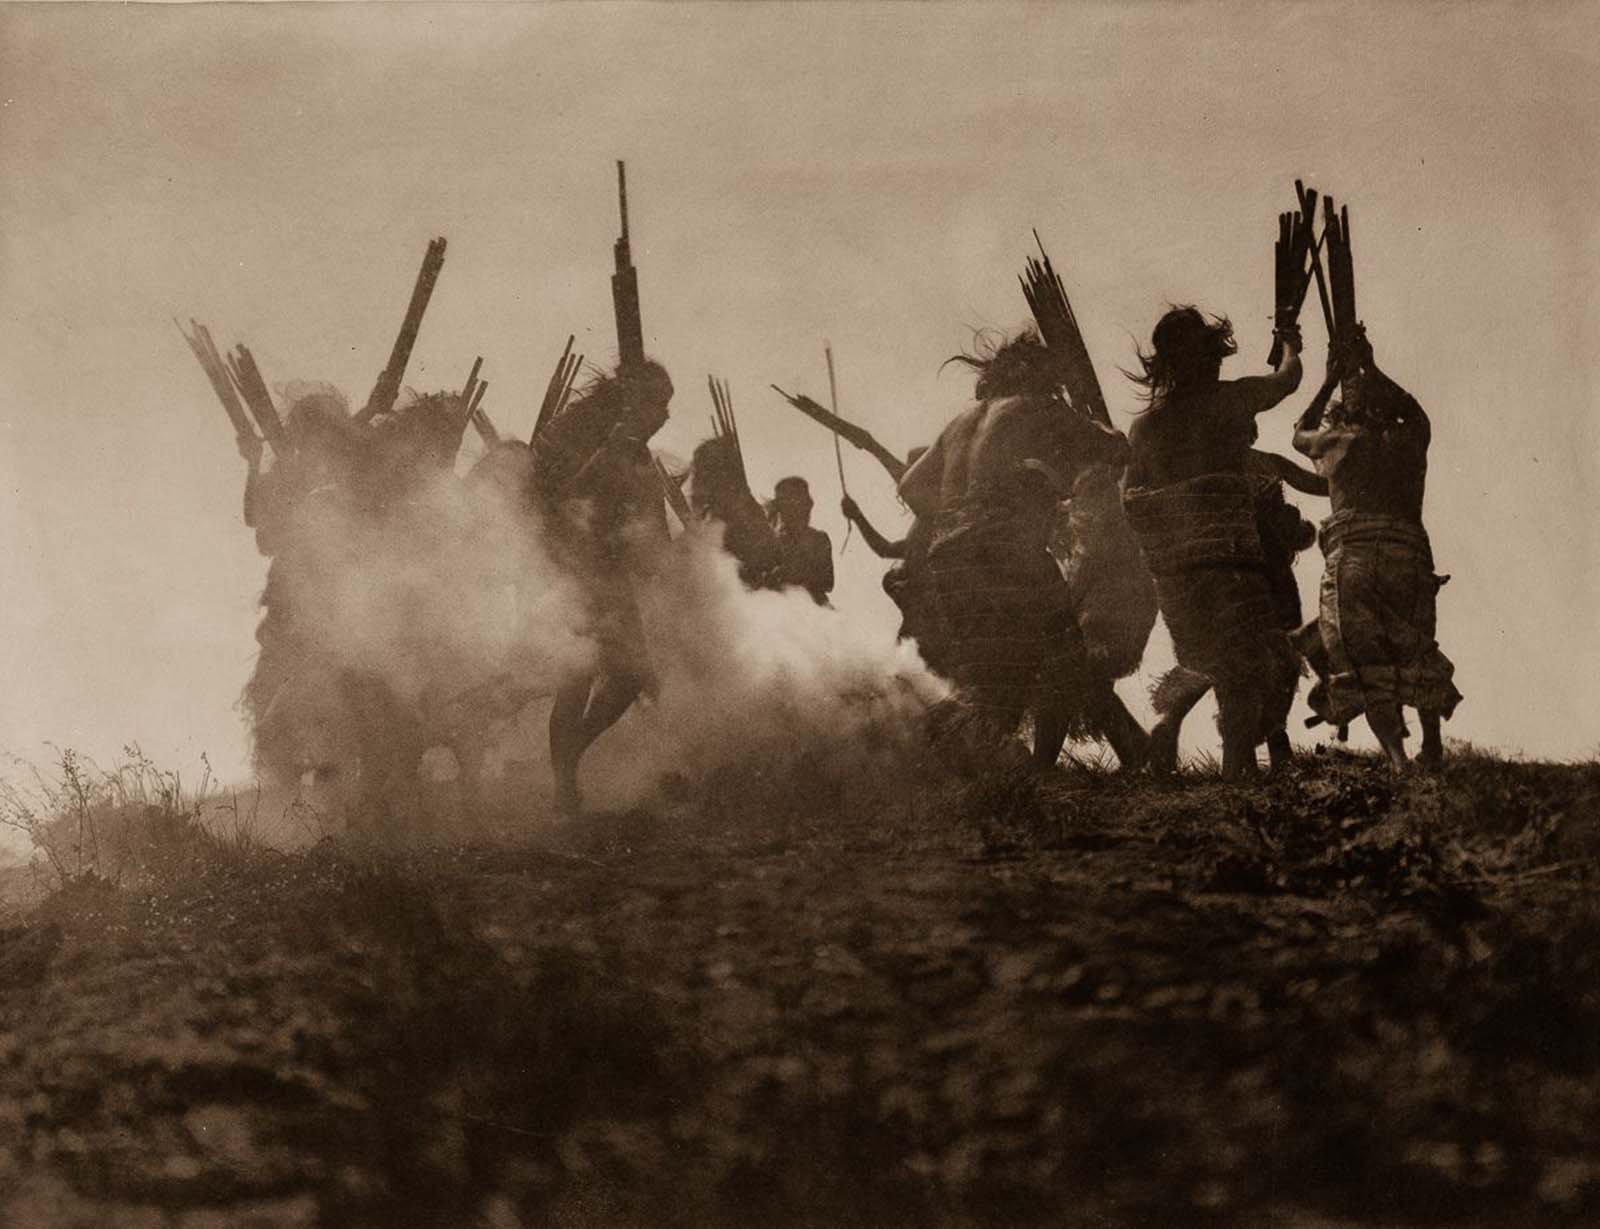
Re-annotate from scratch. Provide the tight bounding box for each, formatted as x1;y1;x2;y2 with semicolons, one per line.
938;400;988;441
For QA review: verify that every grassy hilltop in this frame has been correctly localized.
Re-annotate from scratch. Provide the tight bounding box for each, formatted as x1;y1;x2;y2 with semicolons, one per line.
0;746;1597;1227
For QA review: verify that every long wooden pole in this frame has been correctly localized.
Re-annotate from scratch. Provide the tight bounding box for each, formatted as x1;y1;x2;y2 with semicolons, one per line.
823;343;847;496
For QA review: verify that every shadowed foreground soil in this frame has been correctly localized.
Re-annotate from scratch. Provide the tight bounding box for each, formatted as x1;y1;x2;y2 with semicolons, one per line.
1;747;1598;1227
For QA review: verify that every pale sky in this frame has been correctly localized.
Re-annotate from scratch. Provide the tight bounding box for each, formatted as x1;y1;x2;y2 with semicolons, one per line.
2;1;1597;786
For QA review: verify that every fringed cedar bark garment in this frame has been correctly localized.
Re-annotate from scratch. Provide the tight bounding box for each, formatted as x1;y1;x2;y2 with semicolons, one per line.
1121;473;1299;731
1308;510;1462;725
925;493;1079;724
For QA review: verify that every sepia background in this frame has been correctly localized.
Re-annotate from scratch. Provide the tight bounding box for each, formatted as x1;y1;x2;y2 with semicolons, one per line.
2;1;1596;823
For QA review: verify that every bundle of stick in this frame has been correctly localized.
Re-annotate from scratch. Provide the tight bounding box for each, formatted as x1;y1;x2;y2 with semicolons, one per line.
708;374;749;490
611;162;645;371
1019;232;1110;426
457;356;497;446
531;335;583;441
1269;186;1320;365
1322;196;1359;397
178;319;288;453
653;454;695;529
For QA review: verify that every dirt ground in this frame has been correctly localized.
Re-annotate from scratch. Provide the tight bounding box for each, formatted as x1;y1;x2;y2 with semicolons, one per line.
1;745;1597;1227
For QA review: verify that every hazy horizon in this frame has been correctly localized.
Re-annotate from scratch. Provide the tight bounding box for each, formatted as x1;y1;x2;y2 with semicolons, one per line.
3;1;1596;803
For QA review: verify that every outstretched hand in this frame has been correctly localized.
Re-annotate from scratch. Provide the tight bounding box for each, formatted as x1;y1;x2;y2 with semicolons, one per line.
840;495;861;522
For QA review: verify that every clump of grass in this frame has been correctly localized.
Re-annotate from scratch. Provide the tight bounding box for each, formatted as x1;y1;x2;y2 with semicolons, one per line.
0;745;270;894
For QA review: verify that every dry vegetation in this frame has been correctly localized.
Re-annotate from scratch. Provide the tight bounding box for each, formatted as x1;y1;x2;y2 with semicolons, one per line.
0;743;1598;1226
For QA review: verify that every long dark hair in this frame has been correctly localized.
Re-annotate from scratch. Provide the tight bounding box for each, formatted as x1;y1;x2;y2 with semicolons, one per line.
1125;306;1237;404
943;327;1059;401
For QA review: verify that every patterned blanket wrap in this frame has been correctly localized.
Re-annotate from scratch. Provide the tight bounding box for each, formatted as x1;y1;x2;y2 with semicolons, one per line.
1121;473;1299;721
1308;511;1462;724
925;494;1082;724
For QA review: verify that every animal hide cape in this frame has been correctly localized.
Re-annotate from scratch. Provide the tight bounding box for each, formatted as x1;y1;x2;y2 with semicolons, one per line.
1057;465;1158;680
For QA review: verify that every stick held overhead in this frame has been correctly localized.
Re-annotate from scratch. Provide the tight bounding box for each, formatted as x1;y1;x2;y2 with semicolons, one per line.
709;375;750;492
1020;232;1110;425
823;342;848;496
357;236;447;425
1296;180;1335;341
179;318;258;444
532;336;583;442
611;162;645;371
226;343;288;451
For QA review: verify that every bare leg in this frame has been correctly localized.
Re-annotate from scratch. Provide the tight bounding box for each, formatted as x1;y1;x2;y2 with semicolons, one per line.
1215;680;1264;781
549;673;596;815
550;669;647;816
1088;678;1150;773
1030;702;1067;772
1417;709;1444;771
1149;675;1210;778
1364;699;1409;774
578;670;647;749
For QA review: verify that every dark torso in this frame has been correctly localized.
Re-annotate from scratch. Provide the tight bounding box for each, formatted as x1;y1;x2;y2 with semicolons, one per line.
1126;383;1255;489
1300;422;1427;521
778;526;833;603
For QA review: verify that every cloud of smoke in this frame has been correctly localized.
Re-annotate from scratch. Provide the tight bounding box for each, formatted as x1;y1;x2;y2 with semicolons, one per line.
250;384;942;815
581;524;946;808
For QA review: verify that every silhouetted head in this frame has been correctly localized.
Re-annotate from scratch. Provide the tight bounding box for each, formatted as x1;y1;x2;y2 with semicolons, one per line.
619;359;674;438
281;383;359;478
772;476;813;529
689;435;744;516
371;390;467;474
561;358;674;445
1128;306;1237;402
944;327;1059;401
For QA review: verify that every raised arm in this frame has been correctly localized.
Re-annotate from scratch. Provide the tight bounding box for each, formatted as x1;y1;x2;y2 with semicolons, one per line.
841;496;908;559
1231;328;1304;418
896;435;945;519
1249;448;1329;497
239;432;266;528
1291;368;1342;457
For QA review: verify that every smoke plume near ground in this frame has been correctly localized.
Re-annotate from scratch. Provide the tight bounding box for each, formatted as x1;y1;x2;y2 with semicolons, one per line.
582;523;947;810
240;389;944;822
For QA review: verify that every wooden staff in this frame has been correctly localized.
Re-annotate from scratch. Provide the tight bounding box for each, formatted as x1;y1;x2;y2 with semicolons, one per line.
823;342;851;550
356;237;447;424
823;343;848;495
